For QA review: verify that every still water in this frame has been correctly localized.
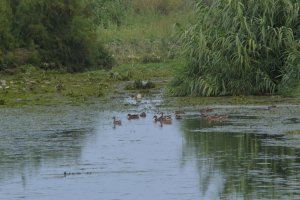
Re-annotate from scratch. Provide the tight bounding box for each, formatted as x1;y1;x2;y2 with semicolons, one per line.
0;103;300;199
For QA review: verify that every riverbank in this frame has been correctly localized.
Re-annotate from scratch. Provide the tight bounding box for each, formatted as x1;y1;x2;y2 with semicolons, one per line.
0;60;176;107
0;59;299;108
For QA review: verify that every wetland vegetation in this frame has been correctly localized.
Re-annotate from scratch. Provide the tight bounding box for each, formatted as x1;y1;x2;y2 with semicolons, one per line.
0;0;299;106
0;0;300;199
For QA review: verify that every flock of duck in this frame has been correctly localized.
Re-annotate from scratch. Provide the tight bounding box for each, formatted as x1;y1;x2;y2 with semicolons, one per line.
112;107;229;127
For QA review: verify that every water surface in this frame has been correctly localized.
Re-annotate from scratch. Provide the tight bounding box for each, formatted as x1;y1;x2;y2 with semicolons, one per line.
0;104;300;199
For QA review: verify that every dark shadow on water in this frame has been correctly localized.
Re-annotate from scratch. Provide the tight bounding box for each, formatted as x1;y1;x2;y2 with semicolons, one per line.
180;117;300;199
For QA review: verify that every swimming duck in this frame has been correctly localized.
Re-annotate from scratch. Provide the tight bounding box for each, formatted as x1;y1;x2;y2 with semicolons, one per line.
159;113;173;123
140;112;146;118
161;116;172;124
153;115;162;122
175;114;182;120
127;114;140;120
112;117;122;125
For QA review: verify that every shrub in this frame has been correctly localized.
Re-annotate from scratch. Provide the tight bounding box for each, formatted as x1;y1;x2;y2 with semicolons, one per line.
9;0;114;72
0;0;15;50
172;0;300;96
133;80;155;89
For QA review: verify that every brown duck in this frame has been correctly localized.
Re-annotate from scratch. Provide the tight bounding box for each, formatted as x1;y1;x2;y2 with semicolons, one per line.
112;117;122;125
127;114;140;120
140;112;146;118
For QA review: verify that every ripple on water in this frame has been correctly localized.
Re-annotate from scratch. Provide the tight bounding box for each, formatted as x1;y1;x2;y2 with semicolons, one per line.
0;104;300;199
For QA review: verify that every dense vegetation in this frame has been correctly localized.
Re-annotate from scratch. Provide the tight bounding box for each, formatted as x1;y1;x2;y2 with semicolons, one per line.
172;0;300;96
0;0;193;72
1;0;299;105
0;0;114;72
98;0;194;64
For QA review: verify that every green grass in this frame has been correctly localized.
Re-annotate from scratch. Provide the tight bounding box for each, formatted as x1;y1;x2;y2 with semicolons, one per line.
0;59;182;107
172;0;300;97
98;6;195;64
1;0;299;107
294;84;300;98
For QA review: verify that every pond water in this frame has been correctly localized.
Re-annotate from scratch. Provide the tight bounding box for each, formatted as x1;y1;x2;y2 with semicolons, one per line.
0;102;300;199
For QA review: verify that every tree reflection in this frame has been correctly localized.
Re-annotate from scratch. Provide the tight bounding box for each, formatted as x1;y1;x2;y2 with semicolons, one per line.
180;118;300;199
0;129;90;185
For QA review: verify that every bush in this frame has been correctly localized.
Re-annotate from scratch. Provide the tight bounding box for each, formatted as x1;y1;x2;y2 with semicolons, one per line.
0;0;114;72
0;0;14;50
90;0;125;27
133;80;155;89
15;0;114;72
172;0;300;96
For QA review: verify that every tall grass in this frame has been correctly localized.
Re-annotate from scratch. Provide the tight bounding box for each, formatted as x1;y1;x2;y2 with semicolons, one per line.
98;0;195;64
172;0;300;96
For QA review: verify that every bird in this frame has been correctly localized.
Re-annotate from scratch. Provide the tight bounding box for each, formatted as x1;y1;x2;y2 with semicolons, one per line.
127;114;140;120
112;117;121;125
140;112;146;118
153;115;161;122
153;113;172;124
161;117;172;124
175;114;182;120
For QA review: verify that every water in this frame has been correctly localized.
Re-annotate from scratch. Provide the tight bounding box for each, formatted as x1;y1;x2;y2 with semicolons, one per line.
0;103;300;199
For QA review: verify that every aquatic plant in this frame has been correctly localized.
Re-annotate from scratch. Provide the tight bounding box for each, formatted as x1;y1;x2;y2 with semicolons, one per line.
172;0;300;96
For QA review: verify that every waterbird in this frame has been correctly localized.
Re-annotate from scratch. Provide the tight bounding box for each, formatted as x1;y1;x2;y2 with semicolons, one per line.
140;112;146;118
175;114;182;120
127;114;140;120
153;112;172;124
112;117;122;125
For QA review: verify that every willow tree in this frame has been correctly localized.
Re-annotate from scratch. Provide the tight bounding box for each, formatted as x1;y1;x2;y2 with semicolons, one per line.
172;0;300;96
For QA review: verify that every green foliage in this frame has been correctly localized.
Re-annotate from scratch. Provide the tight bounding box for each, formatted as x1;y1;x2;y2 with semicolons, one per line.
172;0;300;96
133;80;155;89
0;0;14;50
0;0;114;72
90;0;125;27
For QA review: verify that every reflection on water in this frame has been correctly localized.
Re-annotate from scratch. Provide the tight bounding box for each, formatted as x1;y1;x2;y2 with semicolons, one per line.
181;118;300;199
0;104;299;199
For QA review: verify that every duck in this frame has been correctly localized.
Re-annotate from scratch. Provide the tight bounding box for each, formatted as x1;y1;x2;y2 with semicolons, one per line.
161;116;172;124
175;114;182;120
154;113;172;124
160;112;171;119
127;114;140;120
153;115;161;122
140;112;146;118
112;117;122;125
